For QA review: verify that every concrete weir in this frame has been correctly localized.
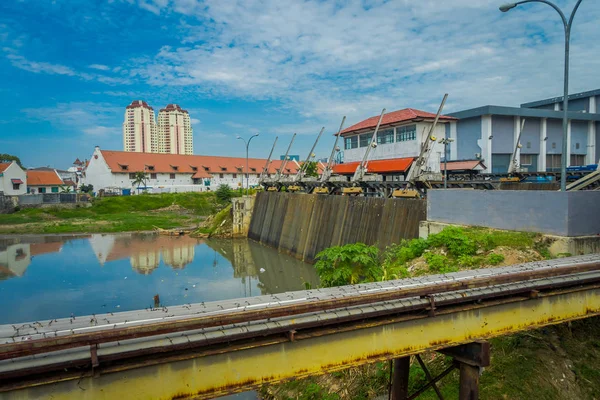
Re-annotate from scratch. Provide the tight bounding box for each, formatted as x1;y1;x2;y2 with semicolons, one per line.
248;192;426;262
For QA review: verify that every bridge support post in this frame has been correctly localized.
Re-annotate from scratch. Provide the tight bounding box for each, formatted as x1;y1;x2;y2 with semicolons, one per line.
439;341;490;400
391;356;411;400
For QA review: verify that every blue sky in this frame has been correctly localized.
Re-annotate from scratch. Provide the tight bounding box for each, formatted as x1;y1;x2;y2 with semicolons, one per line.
0;0;599;169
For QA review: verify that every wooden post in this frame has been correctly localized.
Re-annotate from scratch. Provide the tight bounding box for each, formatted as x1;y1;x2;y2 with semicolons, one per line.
391;356;411;400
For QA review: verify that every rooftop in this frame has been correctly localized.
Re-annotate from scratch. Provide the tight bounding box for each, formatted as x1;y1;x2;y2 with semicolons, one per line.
98;150;300;175
126;100;153;111
339;108;456;136
448;105;600;121
160;104;188;114
520;88;600;109
0;163;12;173
26;171;64;186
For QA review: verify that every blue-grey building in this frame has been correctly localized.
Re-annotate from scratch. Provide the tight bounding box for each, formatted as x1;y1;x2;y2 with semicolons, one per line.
448;89;600;173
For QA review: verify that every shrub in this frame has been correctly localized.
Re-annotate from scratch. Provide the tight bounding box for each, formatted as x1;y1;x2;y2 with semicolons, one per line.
215;184;233;203
457;254;483;268
427;227;477;257
315;243;381;287
424;253;457;273
488;253;505;266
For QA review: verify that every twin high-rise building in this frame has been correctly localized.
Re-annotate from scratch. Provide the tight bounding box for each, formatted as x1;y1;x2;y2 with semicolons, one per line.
123;100;193;155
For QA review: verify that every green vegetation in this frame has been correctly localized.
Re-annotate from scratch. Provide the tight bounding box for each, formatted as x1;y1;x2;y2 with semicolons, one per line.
0;192;230;234
314;226;548;288
0;153;23;168
192;204;232;236
131;171;149;192
215;184;234;204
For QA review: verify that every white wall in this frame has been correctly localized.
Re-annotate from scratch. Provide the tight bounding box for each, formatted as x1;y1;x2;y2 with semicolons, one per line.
0;162;27;195
83;148;270;194
342;122;447;164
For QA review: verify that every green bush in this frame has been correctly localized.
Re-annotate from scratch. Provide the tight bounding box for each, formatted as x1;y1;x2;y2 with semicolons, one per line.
215;184;233;203
315;243;381;287
488;253;505;266
457;254;483;268
424;253;457;273
427;227;477;257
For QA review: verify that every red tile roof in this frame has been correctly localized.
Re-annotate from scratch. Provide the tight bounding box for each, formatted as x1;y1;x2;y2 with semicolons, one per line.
333;158;414;175
126;100;153;110
160;104;188;114
0;163;10;173
99;150;300;175
27;171;64;186
339;108;457;136
440;160;487;171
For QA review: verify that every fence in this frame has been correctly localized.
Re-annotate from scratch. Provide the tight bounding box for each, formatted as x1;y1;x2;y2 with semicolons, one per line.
17;193;80;206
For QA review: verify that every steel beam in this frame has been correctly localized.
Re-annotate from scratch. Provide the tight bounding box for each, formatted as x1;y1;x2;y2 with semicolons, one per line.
391;356;411;400
3;286;599;400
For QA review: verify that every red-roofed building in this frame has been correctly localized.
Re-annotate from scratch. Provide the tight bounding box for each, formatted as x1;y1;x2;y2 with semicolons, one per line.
338;108;457;169
0;161;26;195
83;147;300;194
26;170;64;194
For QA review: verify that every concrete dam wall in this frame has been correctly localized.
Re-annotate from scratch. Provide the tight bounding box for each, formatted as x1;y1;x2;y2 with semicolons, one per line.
248;192;426;263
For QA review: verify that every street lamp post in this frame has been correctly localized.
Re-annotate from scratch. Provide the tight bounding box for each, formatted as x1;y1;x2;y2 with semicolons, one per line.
499;0;584;191
237;134;260;195
439;138;454;189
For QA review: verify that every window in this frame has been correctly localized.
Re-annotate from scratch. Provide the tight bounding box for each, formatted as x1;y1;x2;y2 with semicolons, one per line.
575;142;580;150
376;129;394;145
39;187;46;193
51;187;59;193
12;183;20;190
359;133;371;147
147;165;155;171
219;173;224;178
396;125;417;142
520;154;533;165
570;154;585;166
520;154;538;172
171;165;179;171
170;173;176;179
526;141;531;149
344;136;358;150
233;173;237;178
150;173;157;179
546;154;562;172
552;142;556;149
129;173;136;179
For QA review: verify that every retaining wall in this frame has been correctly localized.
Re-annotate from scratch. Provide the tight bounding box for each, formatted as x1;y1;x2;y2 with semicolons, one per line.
427;189;600;237
248;192;426;262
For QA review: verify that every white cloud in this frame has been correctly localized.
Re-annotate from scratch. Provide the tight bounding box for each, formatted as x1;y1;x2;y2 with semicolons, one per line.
6;54;76;76
89;64;111;71
190;118;200;124
129;0;600;130
23;102;121;136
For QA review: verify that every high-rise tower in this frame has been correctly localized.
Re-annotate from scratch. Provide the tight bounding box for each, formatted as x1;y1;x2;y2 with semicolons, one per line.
123;100;158;153
157;104;193;155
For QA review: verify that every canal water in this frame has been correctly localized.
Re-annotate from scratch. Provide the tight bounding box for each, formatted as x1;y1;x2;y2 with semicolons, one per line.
0;233;320;325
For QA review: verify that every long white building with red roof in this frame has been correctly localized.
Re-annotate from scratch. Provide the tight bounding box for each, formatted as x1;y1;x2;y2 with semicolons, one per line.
83;147;299;194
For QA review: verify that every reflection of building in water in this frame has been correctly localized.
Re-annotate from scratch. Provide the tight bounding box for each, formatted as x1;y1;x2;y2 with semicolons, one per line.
89;234;201;274
162;243;195;269
0;240;64;280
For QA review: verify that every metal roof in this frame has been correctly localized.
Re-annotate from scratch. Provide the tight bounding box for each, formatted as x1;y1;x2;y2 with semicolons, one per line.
520;88;600;109
448;105;600;122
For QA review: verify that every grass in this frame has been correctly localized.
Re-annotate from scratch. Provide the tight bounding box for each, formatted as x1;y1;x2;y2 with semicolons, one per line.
0;192;233;234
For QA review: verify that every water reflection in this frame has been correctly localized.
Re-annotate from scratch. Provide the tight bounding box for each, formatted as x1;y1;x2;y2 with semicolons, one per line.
0;234;319;324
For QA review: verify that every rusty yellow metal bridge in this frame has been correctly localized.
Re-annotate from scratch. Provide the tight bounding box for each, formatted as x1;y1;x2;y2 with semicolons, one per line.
1;254;600;399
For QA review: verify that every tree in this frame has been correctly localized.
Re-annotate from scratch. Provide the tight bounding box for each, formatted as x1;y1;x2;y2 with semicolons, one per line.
132;172;149;193
215;184;233;203
80;184;94;194
303;161;319;178
60;186;73;193
0;153;23;168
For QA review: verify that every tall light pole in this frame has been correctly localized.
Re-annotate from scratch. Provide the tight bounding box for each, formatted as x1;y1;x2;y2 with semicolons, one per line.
439;138;454;189
499;0;584;191
237;134;259;195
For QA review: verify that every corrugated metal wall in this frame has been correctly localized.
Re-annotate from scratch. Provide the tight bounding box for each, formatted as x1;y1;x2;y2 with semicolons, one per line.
248;192;426;263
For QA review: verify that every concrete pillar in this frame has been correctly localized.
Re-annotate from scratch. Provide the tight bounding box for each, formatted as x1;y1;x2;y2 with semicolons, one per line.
554;102;560;111
566;120;572;167
391;356;411;400
587;121;597;165
450;121;458;160
232;196;255;237
539;118;547;172
590;95;596;113
478;115;493;173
